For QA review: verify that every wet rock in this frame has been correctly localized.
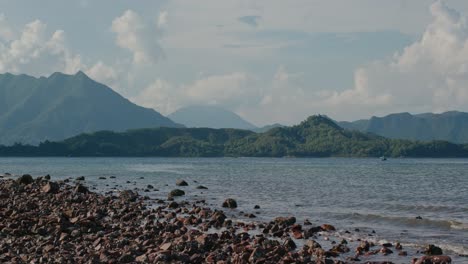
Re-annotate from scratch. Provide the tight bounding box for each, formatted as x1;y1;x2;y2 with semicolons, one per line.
254;205;260;209
413;255;451;264
98;176;106;180
168;201;179;209
320;224;336;231
74;184;89;194
176;180;188;186
118;254;134;263
196;185;208;189
147;184;154;189
283;238;297;250
423;244;443;255
17;174;33;185
41;182;59;193
110;176;116;179
76;176;85;181
120;190;138;202
44;174;51;180
395;242;403;250
380;246;393;255
274;216;296;226
222;198;237;208
304;219;312;225
169;189;185;198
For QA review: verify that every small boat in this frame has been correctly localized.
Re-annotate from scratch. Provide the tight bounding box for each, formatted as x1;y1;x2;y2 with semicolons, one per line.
380;156;387;161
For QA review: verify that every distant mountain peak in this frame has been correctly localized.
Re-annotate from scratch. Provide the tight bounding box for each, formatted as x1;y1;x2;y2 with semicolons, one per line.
168;105;257;129
0;71;181;145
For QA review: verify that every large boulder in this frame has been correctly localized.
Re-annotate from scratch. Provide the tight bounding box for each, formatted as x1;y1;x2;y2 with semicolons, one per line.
17;174;33;185
222;198;237;208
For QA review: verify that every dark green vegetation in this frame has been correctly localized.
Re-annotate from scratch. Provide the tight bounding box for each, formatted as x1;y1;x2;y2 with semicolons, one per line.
0;72;181;145
1;115;468;157
168;105;257;130
339;111;468;143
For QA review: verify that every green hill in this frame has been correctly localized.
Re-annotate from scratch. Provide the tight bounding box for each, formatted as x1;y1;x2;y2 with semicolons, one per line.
0;72;181;145
1;115;467;157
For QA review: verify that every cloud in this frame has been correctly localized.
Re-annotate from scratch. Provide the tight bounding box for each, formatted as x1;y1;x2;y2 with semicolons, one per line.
321;0;468;119
238;15;261;28
0;19;83;75
111;10;165;65
133;72;259;115
0;14;14;41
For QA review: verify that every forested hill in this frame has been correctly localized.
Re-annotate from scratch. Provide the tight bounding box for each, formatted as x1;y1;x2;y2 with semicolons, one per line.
1;115;468;157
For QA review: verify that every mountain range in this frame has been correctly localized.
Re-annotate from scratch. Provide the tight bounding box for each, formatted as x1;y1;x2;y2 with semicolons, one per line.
0;71;181;145
2;115;467;157
338;111;468;143
168;105;257;130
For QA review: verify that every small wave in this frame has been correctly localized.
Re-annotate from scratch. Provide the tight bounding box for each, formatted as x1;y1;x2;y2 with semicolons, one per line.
334;212;468;231
128;164;192;174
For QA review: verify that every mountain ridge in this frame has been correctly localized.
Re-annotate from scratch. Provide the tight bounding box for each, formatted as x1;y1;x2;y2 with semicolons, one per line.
338;111;468;143
0;71;181;145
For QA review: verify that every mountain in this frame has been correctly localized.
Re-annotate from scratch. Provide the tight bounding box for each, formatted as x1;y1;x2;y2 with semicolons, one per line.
253;123;284;133
168;105;257;130
2;115;467;158
0;71;181;145
338;111;468;143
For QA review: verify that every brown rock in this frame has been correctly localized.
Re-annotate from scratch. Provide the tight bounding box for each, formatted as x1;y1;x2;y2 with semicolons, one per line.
413;255;451;264
320;224;336;231
222;198;237;208
275;216;296;226
42;182;59;193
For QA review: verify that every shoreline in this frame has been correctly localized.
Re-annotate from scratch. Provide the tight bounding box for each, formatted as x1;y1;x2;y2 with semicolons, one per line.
0;175;457;263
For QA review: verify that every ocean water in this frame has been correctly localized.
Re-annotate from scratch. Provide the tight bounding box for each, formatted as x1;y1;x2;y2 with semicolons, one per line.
1;157;467;260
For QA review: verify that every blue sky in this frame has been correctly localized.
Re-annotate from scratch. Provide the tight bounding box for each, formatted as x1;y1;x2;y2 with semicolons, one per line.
1;0;468;125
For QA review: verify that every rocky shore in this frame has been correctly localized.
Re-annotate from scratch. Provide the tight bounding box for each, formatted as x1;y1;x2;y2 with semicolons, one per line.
0;174;454;263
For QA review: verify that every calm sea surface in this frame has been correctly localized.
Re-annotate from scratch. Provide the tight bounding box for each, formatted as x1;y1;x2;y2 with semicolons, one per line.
1;157;467;258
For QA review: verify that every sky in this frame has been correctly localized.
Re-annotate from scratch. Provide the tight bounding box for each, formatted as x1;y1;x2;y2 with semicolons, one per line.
1;0;468;126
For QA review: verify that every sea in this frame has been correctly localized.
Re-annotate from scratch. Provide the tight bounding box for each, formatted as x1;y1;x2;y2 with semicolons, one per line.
1;157;467;262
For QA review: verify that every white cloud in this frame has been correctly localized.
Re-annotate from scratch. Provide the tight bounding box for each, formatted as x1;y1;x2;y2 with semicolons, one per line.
322;0;468;119
111;10;164;65
0;19;83;75
0;14;14;41
133;72;259;115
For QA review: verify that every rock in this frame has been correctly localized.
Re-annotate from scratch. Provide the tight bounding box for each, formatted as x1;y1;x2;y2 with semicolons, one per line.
74;184;89;194
283;238;297;250
135;254;148;263
120;190;138;202
304;219;312;225
395;242;403;250
169;189;185;198
110;176;116;179
44;174;51;180
222;198;237;208
118;254;134;263
41;182;59;193
17;174;33;185
254;205;260;209
160;242;172;251
176;180;188;186
147;184;154;189
416;216;423;220
413;255;451;264
274;216;296;226
423;244;443;255
98;177;106;180
321;224;336;231
196;185;208;189
76;176;85;181
168;201;179;209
